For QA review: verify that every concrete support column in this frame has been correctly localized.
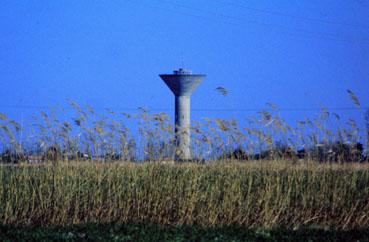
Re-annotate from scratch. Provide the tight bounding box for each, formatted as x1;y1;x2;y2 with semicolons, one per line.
174;95;190;160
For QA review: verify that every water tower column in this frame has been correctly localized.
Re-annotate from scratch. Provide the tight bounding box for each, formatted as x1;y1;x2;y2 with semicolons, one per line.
175;95;190;160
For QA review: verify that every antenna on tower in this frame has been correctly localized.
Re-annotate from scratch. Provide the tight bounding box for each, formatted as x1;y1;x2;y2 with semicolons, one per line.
180;51;185;68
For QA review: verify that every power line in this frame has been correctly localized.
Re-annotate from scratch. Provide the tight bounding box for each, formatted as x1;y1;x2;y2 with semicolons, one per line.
129;0;369;45
0;104;139;112
0;104;367;113
171;0;369;42
193;107;368;112
213;0;369;29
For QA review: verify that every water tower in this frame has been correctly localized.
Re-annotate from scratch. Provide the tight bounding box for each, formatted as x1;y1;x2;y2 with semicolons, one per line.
159;68;206;161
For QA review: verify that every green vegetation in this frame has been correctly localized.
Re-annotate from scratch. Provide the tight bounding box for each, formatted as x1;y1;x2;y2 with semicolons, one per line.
1;162;369;229
2;223;369;242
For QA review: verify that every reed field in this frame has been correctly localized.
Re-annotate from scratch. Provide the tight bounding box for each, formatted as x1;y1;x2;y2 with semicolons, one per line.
1;161;369;229
0;92;368;163
0;92;369;240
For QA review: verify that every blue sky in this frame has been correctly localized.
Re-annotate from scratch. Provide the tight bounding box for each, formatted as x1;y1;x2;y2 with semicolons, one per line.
0;0;368;129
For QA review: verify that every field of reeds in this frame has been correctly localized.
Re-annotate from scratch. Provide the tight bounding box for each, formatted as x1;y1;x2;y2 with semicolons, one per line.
0;91;368;241
0;161;369;229
0;90;368;163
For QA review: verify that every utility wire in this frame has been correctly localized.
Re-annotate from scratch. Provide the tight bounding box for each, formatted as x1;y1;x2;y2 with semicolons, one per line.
126;0;369;44
153;0;369;44
213;0;369;29
0;104;367;113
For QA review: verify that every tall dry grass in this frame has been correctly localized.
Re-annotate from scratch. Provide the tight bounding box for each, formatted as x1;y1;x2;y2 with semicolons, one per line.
0;89;367;162
1;161;369;228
